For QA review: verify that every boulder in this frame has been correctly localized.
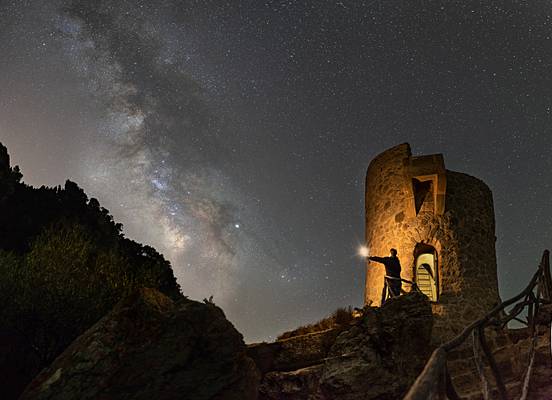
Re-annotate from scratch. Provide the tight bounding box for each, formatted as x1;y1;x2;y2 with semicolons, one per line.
320;291;433;400
20;288;260;400
257;292;434;400
248;328;340;376
259;365;324;400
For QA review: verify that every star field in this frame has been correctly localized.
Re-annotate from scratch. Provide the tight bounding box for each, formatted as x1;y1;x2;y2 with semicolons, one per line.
0;0;551;341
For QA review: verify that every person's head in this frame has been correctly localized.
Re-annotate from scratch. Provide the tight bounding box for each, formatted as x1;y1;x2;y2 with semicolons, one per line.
390;248;397;257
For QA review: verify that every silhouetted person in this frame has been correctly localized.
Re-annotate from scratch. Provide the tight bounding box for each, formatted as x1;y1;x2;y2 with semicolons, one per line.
369;248;402;298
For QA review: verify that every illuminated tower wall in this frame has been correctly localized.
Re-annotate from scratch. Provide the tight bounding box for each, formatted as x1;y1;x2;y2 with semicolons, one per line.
365;143;500;338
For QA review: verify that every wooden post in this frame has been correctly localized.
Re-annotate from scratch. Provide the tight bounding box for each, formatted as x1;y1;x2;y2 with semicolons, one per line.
445;366;461;400
477;325;507;400
527;301;534;332
520;332;539;400
381;280;388;305
541;250;552;302
472;329;491;400
532;282;542;336
403;348;448;400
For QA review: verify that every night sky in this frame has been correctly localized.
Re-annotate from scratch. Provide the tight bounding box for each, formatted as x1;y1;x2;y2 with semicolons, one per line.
1;0;551;342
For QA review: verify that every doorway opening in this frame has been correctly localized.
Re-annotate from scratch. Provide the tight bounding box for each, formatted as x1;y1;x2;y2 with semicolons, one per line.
414;243;439;302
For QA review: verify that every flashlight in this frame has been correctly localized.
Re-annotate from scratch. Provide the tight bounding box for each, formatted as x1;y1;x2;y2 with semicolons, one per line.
358;245;370;258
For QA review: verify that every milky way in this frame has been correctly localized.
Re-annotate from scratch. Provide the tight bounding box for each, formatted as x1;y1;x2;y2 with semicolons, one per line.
56;0;292;340
1;1;552;341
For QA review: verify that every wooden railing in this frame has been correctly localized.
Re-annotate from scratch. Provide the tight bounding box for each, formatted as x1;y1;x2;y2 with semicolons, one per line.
403;250;552;400
382;275;420;305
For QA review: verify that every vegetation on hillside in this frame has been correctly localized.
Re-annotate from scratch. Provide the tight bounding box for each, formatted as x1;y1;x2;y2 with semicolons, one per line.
0;142;181;371
277;306;357;340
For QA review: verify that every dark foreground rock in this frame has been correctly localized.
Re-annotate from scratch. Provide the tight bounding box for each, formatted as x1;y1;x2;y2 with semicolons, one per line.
0;329;41;400
20;288;260;400
250;292;433;400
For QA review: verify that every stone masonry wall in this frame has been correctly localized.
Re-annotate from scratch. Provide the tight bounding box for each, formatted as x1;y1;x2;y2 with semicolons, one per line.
365;143;501;341
365;143;413;306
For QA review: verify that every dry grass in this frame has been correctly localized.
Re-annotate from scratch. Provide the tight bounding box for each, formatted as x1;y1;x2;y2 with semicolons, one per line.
277;306;356;340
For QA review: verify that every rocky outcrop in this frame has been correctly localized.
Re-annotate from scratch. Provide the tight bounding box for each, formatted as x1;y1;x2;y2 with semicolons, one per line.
20;288;260;400
251;292;433;400
320;292;434;399
248;329;340;375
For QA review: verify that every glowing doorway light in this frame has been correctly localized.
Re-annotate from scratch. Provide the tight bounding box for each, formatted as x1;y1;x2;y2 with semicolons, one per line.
358;245;370;258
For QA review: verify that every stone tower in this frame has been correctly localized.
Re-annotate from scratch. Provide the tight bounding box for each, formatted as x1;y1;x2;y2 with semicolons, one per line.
365;143;500;337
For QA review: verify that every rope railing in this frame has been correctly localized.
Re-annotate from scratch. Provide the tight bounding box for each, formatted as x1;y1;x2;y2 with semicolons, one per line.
403;250;552;400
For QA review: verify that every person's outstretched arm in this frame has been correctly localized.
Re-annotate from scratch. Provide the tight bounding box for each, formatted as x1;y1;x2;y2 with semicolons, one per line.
368;256;385;263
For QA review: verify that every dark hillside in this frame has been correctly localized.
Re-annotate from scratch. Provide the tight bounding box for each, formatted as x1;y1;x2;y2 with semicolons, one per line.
0;142;182;398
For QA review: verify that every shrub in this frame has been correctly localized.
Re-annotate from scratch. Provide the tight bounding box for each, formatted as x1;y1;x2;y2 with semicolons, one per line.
0;142;183;398
0;221;181;365
277;306;356;340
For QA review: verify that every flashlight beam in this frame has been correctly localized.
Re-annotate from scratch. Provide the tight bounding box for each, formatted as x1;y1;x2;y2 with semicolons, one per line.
358;245;370;258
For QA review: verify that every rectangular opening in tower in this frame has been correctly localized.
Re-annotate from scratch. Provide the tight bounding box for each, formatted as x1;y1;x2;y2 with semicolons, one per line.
412;178;433;215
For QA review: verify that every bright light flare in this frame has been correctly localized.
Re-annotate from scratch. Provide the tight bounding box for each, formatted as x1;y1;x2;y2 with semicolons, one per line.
358;245;370;258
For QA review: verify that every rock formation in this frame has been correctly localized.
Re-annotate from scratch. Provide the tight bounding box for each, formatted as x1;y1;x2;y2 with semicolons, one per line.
250;292;552;400
16;281;552;400
249;292;434;400
20;288;260;400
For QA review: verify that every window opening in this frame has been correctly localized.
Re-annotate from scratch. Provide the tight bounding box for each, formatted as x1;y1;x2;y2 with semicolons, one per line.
412;178;433;215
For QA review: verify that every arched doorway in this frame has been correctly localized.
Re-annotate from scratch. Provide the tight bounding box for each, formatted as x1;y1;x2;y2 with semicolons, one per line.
414;243;439;301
